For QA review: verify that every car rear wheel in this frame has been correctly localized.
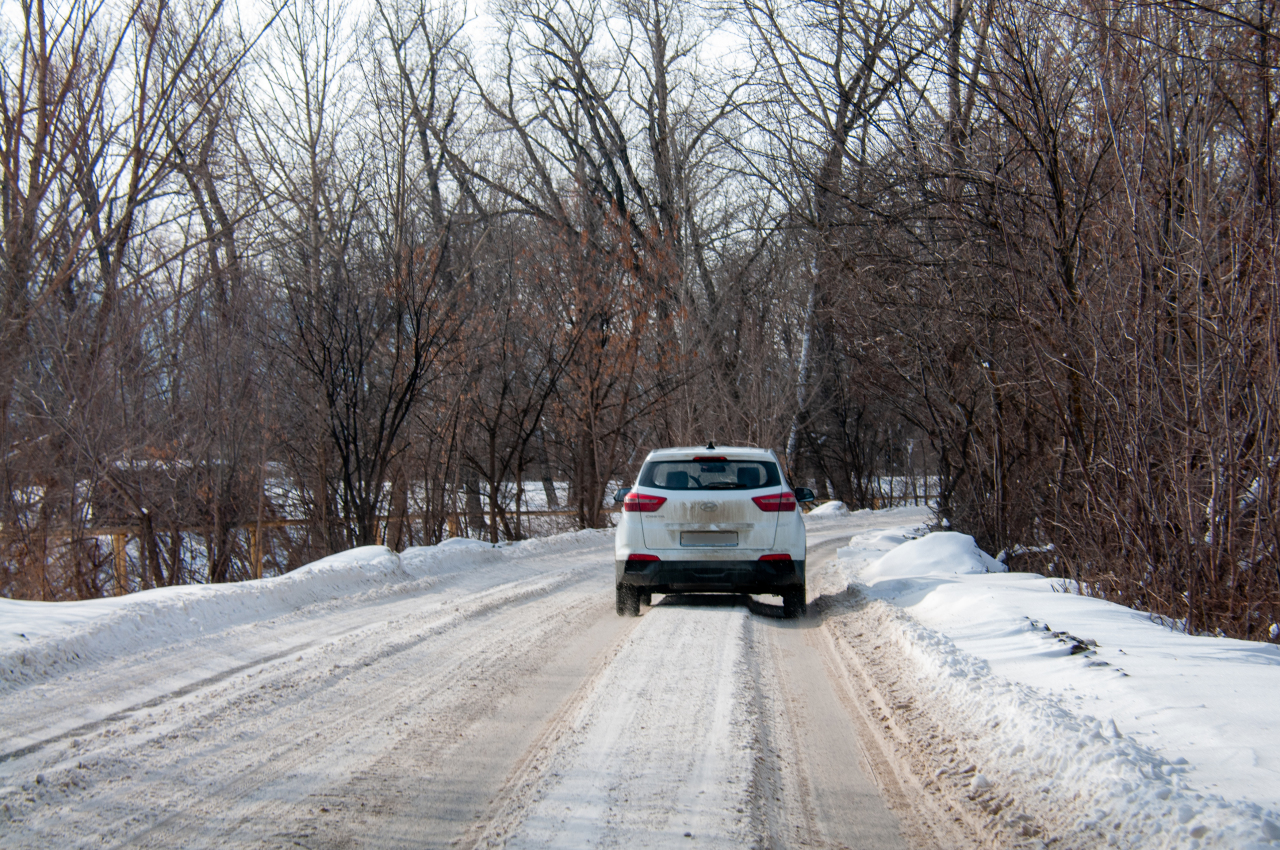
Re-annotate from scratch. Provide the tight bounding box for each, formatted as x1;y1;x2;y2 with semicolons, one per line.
616;584;640;617
639;591;652;607
782;589;805;619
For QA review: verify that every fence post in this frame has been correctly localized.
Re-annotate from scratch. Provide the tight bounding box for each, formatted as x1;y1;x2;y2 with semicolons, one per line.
112;533;128;595
249;525;263;580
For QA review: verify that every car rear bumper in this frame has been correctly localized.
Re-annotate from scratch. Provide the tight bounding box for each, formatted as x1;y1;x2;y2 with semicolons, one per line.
615;558;805;593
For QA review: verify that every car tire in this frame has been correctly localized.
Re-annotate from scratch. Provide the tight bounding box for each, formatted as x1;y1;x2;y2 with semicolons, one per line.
617;584;640;617
639;591;652;607
783;589;805;619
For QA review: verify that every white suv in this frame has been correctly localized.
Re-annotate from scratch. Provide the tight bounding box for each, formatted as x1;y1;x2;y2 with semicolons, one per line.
613;445;815;618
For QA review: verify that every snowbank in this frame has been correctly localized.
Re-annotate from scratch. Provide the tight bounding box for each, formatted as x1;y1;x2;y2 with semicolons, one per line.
0;529;611;692
806;500;850;516
839;527;1280;848
860;530;1004;580
0;546;411;691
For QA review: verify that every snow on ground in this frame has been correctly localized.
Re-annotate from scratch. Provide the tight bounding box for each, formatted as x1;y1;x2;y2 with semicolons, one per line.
0;530;610;693
6;503;1279;848
505;605;755;848
837;518;1280;848
807;499;851;516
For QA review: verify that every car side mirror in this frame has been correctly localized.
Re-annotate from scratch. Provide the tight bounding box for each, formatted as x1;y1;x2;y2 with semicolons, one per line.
613;487;631;504
794;487;815;503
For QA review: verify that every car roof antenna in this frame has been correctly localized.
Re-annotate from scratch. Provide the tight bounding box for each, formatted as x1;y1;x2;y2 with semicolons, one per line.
706;441;715;450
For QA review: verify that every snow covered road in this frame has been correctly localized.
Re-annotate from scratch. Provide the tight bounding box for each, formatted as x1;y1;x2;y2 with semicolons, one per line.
1;536;631;848
5;510;1278;849
0;519;938;849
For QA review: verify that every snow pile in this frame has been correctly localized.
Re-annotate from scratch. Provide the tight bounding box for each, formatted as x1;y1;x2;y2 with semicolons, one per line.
434;536;495;551
806;500;850;516
839;529;1280;848
0;528;611;692
860;530;1004;580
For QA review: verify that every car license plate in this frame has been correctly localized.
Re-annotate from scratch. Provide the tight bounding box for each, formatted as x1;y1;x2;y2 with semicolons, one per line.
680;531;738;547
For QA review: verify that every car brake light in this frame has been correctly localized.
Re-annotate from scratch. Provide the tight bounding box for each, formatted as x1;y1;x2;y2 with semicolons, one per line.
623;492;667;512
759;553;792;561
752;492;797;512
692;455;727;461
627;553;660;562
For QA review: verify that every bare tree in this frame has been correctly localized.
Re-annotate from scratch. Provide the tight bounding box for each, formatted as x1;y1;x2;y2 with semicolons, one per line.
741;0;939;505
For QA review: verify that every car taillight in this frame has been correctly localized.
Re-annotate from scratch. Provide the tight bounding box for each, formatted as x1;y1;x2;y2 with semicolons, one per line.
752;492;797;512
627;553;660;562
623;492;667;512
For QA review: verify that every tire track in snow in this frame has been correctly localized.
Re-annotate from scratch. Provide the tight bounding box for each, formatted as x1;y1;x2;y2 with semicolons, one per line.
2;565;592;767
488;599;757;849
0;565;615;849
0;536;613;757
0;638;327;765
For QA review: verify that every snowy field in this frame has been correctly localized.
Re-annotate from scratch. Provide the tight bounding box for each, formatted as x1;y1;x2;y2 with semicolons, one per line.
1;509;1278;848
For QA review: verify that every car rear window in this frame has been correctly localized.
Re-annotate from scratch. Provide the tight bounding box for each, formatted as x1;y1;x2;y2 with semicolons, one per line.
637;459;781;491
